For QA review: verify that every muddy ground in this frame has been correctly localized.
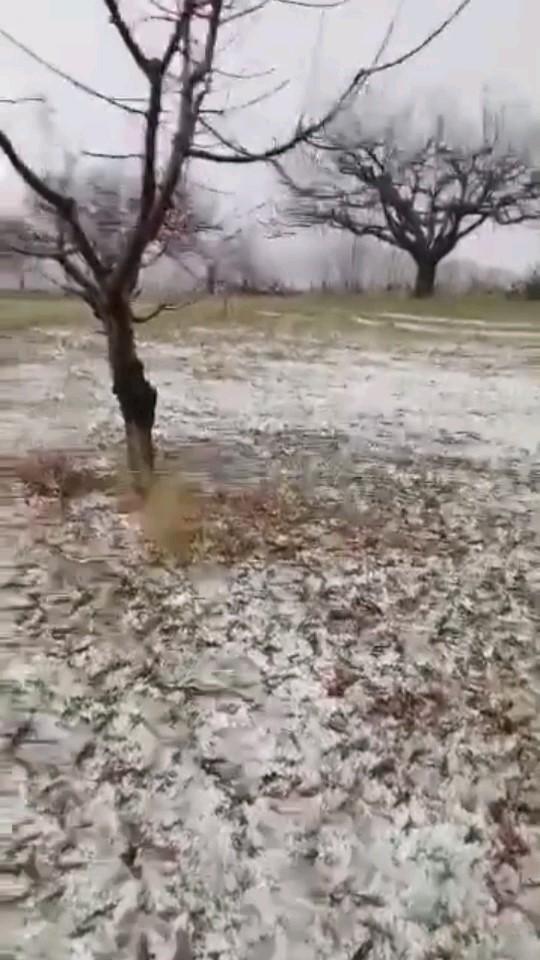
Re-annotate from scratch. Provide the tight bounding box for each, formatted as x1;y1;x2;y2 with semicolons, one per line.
2;311;540;959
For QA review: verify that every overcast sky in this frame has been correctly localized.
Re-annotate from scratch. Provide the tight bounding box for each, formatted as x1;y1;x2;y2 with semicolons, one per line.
0;0;539;273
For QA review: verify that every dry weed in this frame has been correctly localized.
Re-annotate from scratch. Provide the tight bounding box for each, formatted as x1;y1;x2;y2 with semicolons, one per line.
138;477;364;564
13;451;115;502
140;476;208;562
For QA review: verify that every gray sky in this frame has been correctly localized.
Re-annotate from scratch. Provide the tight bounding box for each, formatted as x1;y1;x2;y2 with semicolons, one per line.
1;0;539;274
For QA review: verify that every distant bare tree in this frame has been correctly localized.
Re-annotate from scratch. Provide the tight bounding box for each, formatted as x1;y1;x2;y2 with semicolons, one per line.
22;163;216;297
0;215;34;289
280;113;540;298
326;235;365;292
212;227;272;293
0;0;471;485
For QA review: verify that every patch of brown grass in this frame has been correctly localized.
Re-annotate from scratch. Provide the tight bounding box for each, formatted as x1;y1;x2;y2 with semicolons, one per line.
204;483;318;561
137;475;375;564
13;451;115;502
140;477;207;562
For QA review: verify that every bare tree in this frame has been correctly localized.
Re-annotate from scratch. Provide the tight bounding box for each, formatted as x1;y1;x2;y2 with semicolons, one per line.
0;215;35;289
280;113;540;298
324;234;366;292
0;0;471;486
212;227;268;292
25;164;217;299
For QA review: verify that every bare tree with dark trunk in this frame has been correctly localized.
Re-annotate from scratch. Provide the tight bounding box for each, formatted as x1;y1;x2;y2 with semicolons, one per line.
414;258;437;299
0;0;472;487
279;113;540;298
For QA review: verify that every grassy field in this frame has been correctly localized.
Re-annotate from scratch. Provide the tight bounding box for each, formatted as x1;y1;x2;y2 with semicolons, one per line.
0;290;539;335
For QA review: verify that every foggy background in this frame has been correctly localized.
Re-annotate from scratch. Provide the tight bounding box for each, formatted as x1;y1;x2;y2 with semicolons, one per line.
0;0;539;292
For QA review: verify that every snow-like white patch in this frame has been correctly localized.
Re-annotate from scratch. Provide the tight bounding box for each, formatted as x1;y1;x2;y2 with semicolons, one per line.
379;311;483;324
2;320;540;958
355;315;384;326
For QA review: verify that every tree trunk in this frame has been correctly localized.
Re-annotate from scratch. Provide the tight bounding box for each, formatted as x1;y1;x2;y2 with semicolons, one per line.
106;303;157;492
206;261;217;294
413;259;437;298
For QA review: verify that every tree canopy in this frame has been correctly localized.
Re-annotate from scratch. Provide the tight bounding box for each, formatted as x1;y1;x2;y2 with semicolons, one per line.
280;112;540;296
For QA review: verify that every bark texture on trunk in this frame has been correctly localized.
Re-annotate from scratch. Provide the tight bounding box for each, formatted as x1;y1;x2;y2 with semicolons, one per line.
413;259;437;298
106;303;157;492
114;357;157;488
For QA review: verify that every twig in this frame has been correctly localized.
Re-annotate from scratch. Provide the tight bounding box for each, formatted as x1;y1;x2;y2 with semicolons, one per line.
0;131;104;280
81;150;143;160
132;294;203;323
103;0;150;74
0;96;45;105
189;0;473;163
0;26;146;115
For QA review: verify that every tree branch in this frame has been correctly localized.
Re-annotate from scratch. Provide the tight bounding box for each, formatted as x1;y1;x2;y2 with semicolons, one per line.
188;0;472;163
140;67;163;225
279;95;540;279
108;0;222;297
0;130;105;279
132;294;202;323
0;26;146;115
0;96;45;105
1;0;475;322
103;0;150;73
82;150;143;160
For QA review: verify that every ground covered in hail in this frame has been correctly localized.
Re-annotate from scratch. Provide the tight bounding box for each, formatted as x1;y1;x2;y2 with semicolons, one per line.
2;315;540;959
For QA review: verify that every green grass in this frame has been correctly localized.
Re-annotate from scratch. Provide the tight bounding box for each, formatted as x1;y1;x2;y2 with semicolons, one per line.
0;293;89;330
0;291;538;336
148;292;540;333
